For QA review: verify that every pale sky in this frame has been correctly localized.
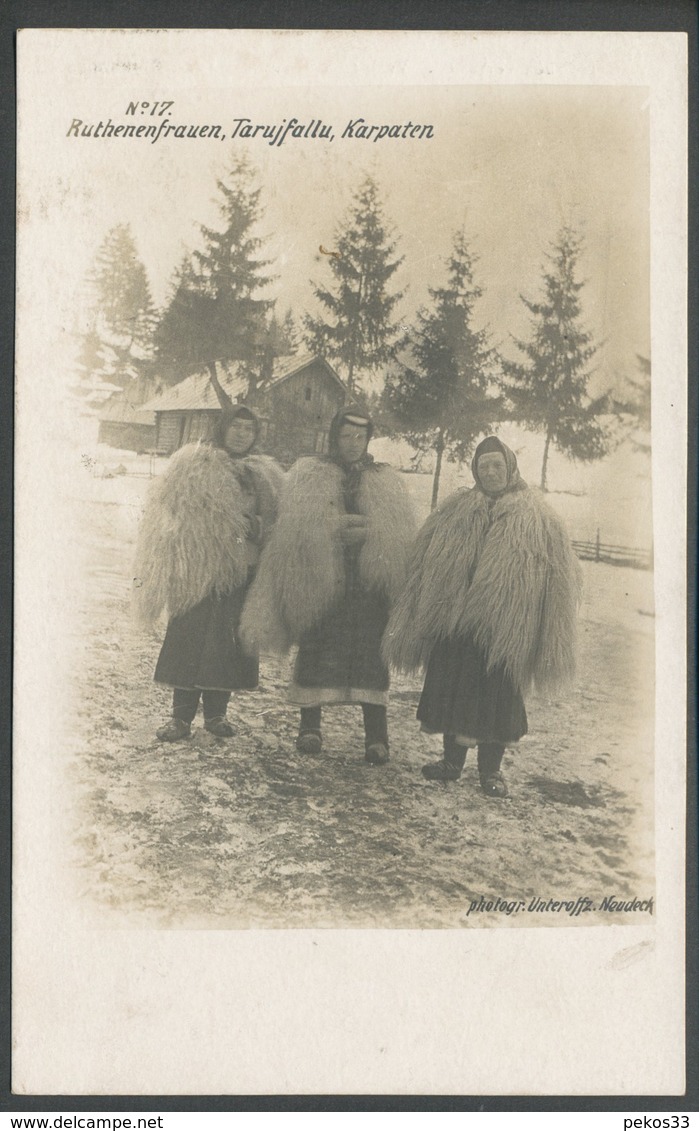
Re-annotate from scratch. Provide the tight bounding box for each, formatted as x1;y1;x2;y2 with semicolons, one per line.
19;39;650;393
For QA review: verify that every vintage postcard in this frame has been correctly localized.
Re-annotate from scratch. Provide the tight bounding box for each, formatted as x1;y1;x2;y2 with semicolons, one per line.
13;29;687;1095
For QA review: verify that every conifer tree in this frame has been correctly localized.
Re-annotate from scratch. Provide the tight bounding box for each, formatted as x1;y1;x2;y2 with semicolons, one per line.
503;225;609;490
612;354;651;455
262;307;298;359
69;326;120;409
73;327;108;390
86;223;158;390
304;175;404;392
381;231;502;508
278;308;299;354
155;156;273;389
152;255;209;386
630;354;651;431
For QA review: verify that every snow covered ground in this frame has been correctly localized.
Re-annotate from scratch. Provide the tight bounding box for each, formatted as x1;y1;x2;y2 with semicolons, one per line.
81;416;654;549
61;428;656;929
371;424;654;548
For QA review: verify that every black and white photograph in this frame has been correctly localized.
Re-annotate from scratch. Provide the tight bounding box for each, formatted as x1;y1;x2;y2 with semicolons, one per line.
13;28;687;1096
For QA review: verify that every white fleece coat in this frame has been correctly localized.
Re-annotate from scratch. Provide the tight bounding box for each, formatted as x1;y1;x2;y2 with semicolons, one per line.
132;443;284;626
240;457;417;652
383;483;582;696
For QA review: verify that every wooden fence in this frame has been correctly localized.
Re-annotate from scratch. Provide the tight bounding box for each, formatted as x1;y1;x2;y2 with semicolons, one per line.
117;459;655;573
571;530;653;571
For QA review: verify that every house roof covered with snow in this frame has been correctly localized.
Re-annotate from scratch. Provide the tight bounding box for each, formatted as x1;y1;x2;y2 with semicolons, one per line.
264;351;345;392
141;353;345;414
98;396;157;427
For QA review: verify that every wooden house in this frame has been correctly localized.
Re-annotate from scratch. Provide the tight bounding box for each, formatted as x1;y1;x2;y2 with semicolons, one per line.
97;373;162;453
141;353;349;463
97;398;158;453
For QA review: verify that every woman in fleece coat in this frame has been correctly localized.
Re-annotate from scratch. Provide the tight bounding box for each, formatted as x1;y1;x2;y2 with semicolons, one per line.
241;406;416;765
133;403;284;742
383;436;582;797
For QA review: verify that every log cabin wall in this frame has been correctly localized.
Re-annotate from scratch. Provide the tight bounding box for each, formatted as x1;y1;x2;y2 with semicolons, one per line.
153;361;346;460
261;362;346;464
97;421;156;454
155;412;185;454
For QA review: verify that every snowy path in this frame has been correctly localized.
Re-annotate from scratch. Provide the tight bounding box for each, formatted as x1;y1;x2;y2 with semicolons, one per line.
65;486;655;930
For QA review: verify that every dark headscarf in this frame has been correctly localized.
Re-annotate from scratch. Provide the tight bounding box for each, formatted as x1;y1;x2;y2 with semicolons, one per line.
211;403;261;457
471;436;525;496
327;404;374;465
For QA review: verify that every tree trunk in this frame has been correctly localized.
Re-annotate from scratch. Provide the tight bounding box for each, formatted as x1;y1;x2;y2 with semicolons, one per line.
540;429;552;491
431;431;445;510
207;360;234;411
346;271;364;395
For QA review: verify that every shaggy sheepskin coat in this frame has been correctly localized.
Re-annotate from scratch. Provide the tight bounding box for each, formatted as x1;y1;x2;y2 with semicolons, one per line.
384;482;582;697
240;456;417;655
133;443;284;626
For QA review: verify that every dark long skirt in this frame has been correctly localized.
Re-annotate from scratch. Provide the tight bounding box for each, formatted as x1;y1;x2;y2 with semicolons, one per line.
417;635;528;744
293;588;390;695
154;584;258;691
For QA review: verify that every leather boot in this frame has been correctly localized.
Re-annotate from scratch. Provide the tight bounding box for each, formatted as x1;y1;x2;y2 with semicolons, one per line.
156;718;192;742
477;743;508;798
297;707;322;753
422;735;468;781
363;704;389;764
204;715;235;737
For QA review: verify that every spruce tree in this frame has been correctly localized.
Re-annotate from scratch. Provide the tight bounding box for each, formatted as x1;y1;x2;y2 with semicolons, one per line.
86;223;158;390
73;327;107;390
278;308;299;354
69;327;119;409
262;307;297;359
152;255;210;386
630;354;651;431
503;225;609;490
304;175;404;392
155;156;273;390
612;354;651;455
381;231;502;508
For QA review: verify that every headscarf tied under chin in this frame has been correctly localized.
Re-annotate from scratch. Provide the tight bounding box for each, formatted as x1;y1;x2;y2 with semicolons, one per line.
471;435;525;496
211;403;261;457
327;404;374;467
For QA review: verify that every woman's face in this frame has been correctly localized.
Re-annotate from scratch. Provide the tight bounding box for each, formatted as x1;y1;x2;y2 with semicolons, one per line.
477;451;508;495
336;423;369;465
224;417;257;455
